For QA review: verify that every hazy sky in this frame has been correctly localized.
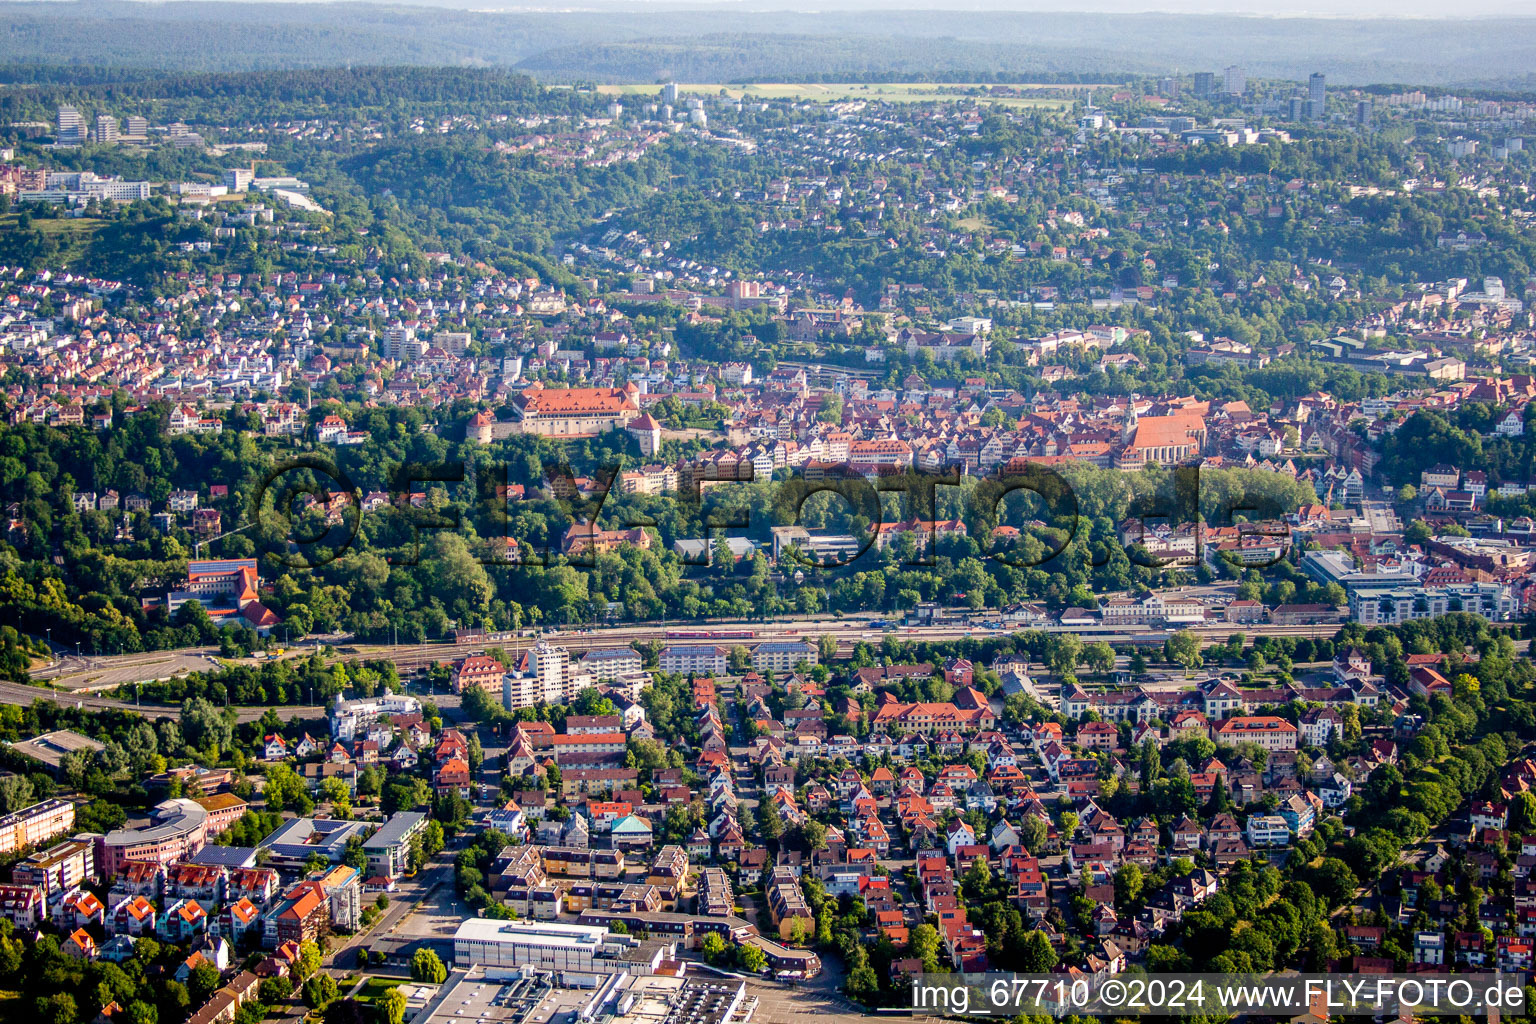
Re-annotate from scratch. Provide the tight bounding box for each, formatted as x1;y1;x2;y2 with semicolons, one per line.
80;0;1536;13
572;0;1536;10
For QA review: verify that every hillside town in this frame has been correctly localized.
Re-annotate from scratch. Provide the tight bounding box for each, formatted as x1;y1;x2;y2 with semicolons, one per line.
2;52;1536;1024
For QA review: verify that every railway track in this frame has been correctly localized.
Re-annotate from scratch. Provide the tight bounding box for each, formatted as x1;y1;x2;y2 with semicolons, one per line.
0;618;1375;720
328;619;1351;668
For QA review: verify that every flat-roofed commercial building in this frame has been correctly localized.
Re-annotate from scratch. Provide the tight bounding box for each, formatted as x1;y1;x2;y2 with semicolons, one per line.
1349;581;1516;625
99;799;209;875
192;792;249;837
257;817;373;872
11;731;105;776
362;812;427;880
415;966;740;1024
12;837;94;894
452;919;659;975
0;798;76;855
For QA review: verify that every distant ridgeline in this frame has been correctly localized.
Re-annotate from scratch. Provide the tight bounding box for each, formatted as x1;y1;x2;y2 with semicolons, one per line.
0;8;1533;87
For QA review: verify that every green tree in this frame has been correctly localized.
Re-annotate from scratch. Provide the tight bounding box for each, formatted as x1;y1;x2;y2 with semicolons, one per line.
259;978;292;1005
304;975;340;1011
378;987;408;1024
1114;863;1145;910
740;944;767;973
296;940;323;981
0;773;34;814
411;948;448;984
342;836;368;872
181;696;235;756
1083;641;1115;676
785;917;809;946
188;962;222;1006
37;994;78;1024
909;922;942;972
700;932;728;964
423;819;446;857
1308;857;1360;908
816;634;838;663
1020;816;1047;854
756;797;783;845
1019;930;1058;973
159;982;189;1021
1512;792;1536;833
357;767;383;797
1164;630;1203;675
383;777;431;814
846;961;880;1003
1044;634;1084;678
264;762;313;814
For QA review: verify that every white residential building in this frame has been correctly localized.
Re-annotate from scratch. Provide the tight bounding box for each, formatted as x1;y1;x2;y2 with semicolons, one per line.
1349;582;1515;625
1246;815;1291;847
658;645;728;675
330;694;422;741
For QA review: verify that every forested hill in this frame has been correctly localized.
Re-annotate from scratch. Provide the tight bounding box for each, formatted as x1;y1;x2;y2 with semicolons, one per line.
1;3;1536;88
0;67;566;124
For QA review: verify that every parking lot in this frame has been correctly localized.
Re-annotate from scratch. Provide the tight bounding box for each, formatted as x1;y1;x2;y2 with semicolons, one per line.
390;874;470;941
744;978;930;1024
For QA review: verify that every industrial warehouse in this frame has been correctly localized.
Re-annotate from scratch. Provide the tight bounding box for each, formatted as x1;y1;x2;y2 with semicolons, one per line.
417;961;754;1024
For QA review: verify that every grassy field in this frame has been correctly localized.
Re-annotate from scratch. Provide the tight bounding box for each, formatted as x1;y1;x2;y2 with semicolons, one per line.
0;213;109;271
0;213;104;264
593;82;1094;109
354;978;402;1005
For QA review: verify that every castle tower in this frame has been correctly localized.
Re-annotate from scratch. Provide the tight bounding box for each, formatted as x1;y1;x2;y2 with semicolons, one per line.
468;410;495;444
627;412;661;457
